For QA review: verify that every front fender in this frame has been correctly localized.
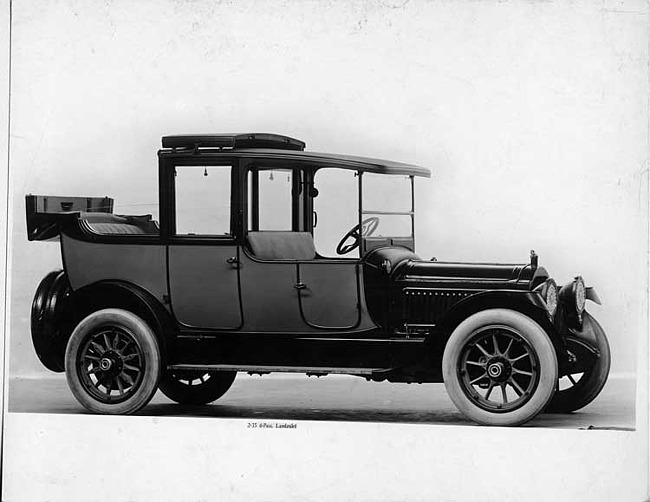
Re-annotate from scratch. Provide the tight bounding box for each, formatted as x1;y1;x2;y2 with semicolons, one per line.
434;290;568;368
564;310;602;348
438;290;550;331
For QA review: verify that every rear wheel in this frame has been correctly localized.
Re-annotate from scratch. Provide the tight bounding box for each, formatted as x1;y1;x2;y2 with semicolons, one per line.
545;312;610;413
442;309;558;426
159;370;236;405
65;309;161;415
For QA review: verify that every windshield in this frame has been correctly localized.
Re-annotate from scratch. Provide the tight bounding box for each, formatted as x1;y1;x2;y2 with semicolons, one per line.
361;173;413;238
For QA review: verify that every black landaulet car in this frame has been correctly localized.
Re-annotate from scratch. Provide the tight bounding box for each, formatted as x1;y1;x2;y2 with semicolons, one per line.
26;133;610;425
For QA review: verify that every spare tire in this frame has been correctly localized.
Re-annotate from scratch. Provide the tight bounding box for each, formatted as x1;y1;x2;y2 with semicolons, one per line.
31;270;70;372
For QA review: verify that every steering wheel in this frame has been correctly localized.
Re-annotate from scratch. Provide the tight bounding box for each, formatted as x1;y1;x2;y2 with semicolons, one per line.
336;217;380;255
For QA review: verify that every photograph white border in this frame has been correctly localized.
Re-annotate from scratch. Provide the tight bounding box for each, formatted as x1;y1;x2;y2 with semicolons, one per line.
1;1;648;501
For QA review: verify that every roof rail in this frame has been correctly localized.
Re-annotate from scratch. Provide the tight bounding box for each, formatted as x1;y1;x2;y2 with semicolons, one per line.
161;133;306;151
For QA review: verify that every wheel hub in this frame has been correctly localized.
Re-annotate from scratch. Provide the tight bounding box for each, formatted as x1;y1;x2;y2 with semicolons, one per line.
486;356;511;383
488;362;504;377
98;350;124;377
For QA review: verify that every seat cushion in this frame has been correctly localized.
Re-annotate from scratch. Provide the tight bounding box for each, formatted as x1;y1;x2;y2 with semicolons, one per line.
81;213;159;235
85;222;150;235
247;231;316;260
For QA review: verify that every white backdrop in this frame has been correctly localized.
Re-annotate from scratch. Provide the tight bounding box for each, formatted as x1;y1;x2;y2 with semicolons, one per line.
7;0;647;377
2;1;649;501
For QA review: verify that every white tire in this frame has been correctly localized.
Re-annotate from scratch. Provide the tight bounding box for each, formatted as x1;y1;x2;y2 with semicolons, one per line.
442;309;558;426
65;308;161;415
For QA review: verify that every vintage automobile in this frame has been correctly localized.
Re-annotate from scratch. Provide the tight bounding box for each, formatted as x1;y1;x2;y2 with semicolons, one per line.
26;133;610;426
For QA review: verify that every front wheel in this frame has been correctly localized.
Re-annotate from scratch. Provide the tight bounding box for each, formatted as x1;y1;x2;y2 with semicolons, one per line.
65;308;162;415
442;309;558;426
159;370;236;405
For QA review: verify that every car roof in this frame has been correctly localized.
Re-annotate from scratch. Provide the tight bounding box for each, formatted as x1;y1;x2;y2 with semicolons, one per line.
160;134;431;178
233;149;431;178
162;133;307;151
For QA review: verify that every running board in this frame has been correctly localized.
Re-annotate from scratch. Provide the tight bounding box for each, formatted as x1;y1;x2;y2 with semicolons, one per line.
167;364;394;376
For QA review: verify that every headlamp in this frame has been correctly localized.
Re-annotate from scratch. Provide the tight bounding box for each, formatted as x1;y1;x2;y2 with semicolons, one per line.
574;276;586;313
558;276;588;327
534;279;558;317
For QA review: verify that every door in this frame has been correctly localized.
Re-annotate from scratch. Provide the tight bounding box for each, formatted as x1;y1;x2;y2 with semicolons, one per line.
168;245;241;329
297;260;360;329
300;167;362;328
239;166;305;331
167;163;242;330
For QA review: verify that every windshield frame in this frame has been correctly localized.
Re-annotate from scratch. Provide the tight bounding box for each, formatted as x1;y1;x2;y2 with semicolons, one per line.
358;171;416;256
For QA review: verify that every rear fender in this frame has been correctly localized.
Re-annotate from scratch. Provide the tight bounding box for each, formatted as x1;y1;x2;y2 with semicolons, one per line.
63;280;177;363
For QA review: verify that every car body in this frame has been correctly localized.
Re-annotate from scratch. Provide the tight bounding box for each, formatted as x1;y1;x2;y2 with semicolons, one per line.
26;133;611;425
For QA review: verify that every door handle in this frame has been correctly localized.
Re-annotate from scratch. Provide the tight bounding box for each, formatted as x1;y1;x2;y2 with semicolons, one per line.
294;282;307;290
226;257;238;264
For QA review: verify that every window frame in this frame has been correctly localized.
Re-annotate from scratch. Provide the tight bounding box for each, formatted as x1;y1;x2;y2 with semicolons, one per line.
311;166;362;259
244;160;308;234
160;156;240;245
247;167;297;232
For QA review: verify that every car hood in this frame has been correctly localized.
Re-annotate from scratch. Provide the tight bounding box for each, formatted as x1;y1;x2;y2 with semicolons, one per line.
364;247;547;290
397;260;542;290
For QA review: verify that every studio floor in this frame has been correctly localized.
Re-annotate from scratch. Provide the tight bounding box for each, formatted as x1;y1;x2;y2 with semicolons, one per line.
7;373;637;430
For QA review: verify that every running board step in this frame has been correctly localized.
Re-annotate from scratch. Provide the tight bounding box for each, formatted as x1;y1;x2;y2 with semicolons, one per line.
168;364;394;376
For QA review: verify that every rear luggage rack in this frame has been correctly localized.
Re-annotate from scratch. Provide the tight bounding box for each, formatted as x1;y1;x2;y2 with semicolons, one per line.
25;194;114;241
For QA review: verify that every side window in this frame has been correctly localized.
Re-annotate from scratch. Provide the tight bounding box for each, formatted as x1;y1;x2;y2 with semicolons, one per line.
175;165;231;236
248;168;293;231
